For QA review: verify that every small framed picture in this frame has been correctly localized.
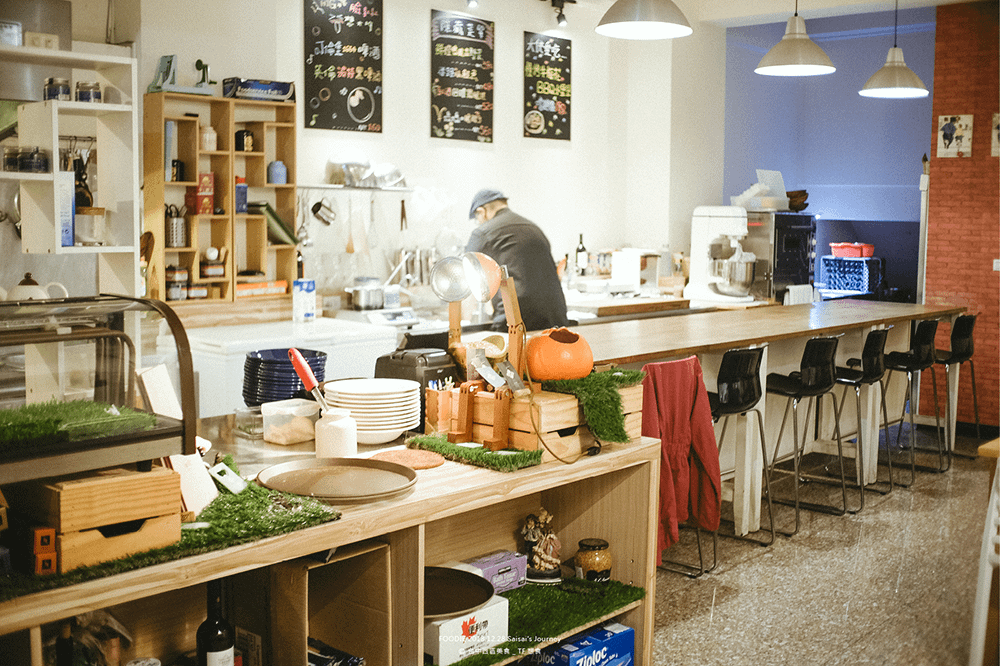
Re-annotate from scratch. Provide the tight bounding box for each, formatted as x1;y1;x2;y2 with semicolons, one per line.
937;114;973;158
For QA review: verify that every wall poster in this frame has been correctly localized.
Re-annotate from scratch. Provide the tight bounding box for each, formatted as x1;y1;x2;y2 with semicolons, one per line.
304;0;383;132
523;32;571;140
936;114;973;158
430;10;494;142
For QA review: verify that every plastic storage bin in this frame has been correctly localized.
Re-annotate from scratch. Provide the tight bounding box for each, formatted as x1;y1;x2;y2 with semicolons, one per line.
820;256;883;292
829;242;874;257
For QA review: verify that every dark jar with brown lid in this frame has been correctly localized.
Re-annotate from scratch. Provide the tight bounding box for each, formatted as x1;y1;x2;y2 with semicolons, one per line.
575;538;612;582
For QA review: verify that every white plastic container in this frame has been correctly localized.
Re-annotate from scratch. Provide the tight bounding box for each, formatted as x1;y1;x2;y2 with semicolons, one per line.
315;408;357;458
261;398;321;445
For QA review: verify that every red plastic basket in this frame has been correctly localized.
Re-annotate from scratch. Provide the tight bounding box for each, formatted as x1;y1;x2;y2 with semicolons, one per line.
829;242;874;258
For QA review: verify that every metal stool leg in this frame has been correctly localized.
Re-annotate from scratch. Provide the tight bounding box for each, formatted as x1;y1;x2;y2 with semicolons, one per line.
766;396;802;537
927;366;950;472
949;359;981;459
715;410;775;547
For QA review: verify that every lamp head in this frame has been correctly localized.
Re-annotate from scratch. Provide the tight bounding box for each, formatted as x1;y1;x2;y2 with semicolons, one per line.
429;252;502;303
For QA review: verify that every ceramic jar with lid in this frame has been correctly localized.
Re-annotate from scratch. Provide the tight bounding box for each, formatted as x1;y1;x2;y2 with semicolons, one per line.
574;538;612;582
315;408;357;458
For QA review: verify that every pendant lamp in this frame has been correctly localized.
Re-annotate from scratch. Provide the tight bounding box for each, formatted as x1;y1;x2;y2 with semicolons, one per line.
858;0;928;98
755;1;835;76
595;0;693;40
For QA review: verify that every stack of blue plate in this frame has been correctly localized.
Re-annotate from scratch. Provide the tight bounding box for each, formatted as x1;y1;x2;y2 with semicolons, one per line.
243;348;327;407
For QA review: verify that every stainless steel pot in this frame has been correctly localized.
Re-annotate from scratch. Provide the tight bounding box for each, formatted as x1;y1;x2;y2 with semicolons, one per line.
711;258;756;297
346;284;384;310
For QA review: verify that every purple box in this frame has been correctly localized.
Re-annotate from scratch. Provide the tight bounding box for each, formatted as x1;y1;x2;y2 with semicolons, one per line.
464;550;527;594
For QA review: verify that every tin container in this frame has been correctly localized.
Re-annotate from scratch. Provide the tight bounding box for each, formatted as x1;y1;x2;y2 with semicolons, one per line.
43;77;70;101
75;81;101;102
187;284;208;299
200;261;225;279
3;147;20;172
164;266;188;282
18;147;49;173
165;217;186;248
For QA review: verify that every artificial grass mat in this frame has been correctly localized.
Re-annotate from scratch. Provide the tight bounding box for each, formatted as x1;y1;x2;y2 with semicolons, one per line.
407;434;543;472
543;369;645;443
0;458;339;603
446;578;646;666
0;400;157;453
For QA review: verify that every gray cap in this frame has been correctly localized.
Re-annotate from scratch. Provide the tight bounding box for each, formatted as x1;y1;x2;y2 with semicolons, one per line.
469;189;506;219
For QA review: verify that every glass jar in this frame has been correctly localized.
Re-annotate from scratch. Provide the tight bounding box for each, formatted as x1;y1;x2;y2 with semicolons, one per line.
3;146;20;172
43;77;70;101
200;124;217;152
574;538;612;582
18;146;49;173
315;408;357;458
75;81;102;103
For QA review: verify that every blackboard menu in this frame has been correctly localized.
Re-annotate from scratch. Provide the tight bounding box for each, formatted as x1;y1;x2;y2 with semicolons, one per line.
304;0;383;132
524;32;571;140
430;10;494;143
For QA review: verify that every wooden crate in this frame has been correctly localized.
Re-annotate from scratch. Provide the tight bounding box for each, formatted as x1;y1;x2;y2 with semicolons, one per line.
6;466;182;573
439;385;643;462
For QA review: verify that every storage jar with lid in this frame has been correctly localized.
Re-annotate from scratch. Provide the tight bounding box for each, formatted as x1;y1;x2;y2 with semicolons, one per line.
574;538;612;582
43;77;70;101
315;408;357;458
75;81;101;102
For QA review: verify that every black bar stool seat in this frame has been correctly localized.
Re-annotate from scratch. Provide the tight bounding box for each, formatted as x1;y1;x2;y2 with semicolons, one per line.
765;336;850;536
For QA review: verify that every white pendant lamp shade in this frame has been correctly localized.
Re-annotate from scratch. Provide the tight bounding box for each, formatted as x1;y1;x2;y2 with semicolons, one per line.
595;0;693;40
755;15;835;76
859;46;928;98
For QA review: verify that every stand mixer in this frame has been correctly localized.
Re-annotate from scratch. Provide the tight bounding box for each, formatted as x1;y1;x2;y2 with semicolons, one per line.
683;205;757;306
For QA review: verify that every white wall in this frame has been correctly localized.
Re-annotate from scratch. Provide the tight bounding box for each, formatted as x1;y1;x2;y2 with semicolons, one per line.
117;0;730;283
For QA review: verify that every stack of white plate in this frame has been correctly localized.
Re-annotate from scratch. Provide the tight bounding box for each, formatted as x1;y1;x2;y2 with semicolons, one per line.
324;378;422;445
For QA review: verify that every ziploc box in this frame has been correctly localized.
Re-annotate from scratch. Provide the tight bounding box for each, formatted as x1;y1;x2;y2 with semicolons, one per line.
549;622;634;666
464;550;527;594
424;593;508;666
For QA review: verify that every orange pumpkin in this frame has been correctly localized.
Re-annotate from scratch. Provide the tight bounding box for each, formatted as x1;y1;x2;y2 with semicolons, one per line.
526;328;594;380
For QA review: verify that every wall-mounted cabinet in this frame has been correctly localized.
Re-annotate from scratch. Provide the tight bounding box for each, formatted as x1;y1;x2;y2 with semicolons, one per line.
143;93;297;305
0;43;140;296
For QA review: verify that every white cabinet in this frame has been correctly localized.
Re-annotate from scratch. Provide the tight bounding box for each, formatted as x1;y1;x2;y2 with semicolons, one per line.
0;43;140;296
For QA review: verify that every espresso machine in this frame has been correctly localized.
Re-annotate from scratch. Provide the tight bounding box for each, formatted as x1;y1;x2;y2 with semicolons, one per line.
683;205;757;306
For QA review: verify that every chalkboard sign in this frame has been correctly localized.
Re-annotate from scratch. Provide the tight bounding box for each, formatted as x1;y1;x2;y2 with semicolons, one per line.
524;32;570;140
304;0;383;132
430;10;494;143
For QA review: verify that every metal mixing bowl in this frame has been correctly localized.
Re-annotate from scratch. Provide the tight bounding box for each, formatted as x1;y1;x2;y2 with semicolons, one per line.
711;258;756;297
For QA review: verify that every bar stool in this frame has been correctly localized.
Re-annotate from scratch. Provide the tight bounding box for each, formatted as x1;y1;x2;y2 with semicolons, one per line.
932;313;980;458
708;346;775;546
765;336;848;536
884;319;945;484
834;327;893;512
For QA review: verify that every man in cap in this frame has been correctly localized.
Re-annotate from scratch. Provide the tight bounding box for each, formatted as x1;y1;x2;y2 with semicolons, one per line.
466;189;569;332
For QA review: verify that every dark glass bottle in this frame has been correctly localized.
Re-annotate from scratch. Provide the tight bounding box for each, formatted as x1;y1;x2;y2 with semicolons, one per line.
575;234;588;275
55;622;73;666
196;579;235;666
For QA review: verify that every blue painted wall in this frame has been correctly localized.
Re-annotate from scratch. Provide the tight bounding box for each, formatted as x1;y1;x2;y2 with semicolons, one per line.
724;8;936;222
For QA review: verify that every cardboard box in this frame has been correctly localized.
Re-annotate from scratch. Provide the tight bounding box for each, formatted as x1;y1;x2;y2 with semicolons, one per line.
185;189;214;215
424;593;508;666
548;622;634;666
464;550;527;594
235;280;288;298
223;77;296;102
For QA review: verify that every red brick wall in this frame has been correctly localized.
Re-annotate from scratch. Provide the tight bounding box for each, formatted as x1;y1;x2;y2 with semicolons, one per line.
923;1;999;427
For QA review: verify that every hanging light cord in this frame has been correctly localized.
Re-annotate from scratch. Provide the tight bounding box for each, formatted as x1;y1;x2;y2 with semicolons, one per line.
893;0;899;47
794;0;799;17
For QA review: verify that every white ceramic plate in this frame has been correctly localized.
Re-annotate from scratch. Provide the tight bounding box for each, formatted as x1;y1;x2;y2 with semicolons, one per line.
330;395;421;409
357;427;412;445
324;377;420;396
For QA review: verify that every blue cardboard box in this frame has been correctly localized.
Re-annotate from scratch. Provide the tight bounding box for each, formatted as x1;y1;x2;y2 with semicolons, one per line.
543;622;634;666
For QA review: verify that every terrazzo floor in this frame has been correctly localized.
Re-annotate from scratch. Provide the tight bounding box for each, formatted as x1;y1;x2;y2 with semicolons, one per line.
651;424;994;666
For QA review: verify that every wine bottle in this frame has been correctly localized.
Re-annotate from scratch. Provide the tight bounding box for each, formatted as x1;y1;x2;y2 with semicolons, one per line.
575;234;588;276
55;622;73;666
197;579;235;666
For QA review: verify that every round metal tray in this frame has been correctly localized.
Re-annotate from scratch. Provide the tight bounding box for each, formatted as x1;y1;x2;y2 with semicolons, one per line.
424;566;496;620
256;457;417;503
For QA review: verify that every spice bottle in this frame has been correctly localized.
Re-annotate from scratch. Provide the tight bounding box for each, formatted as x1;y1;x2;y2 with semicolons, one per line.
575;538;612;582
315;408;357;458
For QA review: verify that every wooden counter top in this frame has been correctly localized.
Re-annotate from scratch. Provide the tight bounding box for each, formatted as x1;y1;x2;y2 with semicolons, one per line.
567;295;690;317
579;299;965;366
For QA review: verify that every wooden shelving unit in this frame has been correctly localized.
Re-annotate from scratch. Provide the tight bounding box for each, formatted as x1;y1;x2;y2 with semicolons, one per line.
1;43;140;296
0;436;660;666
143;92;297;305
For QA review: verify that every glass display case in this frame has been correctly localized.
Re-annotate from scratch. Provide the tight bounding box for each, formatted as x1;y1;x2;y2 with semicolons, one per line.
0;295;195;484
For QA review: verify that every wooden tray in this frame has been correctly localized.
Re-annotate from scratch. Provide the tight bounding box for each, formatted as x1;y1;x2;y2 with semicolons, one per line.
256;458;417;503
